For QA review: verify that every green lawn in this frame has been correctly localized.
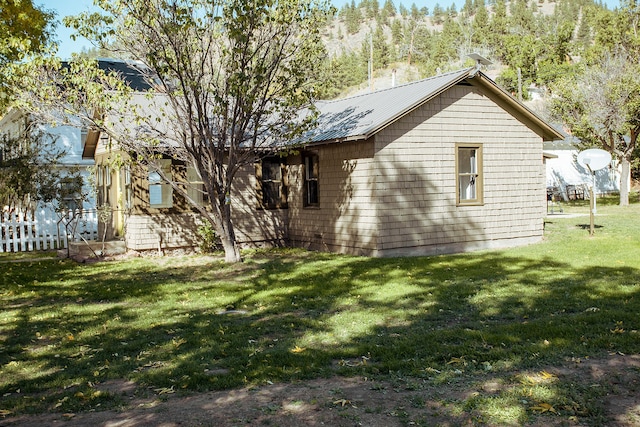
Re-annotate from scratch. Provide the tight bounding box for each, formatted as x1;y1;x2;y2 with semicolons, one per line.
1;194;639;424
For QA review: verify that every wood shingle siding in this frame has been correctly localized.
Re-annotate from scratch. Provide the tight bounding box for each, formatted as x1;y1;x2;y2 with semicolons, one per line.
369;84;546;257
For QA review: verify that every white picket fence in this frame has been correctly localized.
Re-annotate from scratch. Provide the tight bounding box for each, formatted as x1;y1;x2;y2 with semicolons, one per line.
0;208;99;253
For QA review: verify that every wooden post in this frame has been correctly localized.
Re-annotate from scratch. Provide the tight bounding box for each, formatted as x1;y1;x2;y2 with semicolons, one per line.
589;186;595;236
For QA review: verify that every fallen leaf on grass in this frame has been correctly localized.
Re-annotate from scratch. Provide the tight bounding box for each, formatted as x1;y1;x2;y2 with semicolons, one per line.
530;402;557;413
338;357;368;367
333;399;356;408
54;396;69;408
539;371;557;380
154;386;175;395
290;346;306;354
447;357;466;365
172;337;187;348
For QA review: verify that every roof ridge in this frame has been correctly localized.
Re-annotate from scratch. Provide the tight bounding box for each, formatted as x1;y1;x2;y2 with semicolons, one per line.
319;67;473;104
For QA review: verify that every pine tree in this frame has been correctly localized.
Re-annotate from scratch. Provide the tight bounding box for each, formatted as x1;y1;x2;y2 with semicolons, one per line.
472;0;490;44
383;0;397;17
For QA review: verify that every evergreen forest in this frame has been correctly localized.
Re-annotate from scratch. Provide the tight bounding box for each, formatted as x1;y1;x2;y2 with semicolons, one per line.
315;0;633;101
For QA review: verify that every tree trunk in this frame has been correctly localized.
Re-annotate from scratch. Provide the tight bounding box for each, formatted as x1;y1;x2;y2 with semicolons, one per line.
218;202;242;263
220;233;242;263
619;157;630;206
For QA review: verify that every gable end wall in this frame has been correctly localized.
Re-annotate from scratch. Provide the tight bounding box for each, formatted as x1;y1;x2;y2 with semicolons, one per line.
373;84;545;256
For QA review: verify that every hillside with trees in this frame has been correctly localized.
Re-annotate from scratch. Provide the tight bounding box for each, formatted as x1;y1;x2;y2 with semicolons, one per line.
316;0;617;100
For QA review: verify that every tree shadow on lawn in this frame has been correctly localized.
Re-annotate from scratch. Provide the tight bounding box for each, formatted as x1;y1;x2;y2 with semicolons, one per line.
1;251;639;424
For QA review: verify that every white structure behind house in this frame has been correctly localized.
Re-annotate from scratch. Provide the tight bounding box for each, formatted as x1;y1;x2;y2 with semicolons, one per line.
0;109;96;210
544;137;620;200
41;123;96;211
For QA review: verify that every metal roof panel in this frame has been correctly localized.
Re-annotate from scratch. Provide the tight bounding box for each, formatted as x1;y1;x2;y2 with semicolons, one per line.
307;68;473;143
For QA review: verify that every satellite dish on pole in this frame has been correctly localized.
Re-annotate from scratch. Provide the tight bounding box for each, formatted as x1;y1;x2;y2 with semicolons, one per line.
576;148;612;235
577;148;612;172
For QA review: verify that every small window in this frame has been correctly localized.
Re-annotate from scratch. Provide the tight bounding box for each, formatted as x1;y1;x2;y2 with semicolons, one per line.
257;157;287;209
149;159;173;208
304;153;319;207
104;165;111;187
187;165;208;206
96;164;110;205
123;166;132;210
456;144;483;205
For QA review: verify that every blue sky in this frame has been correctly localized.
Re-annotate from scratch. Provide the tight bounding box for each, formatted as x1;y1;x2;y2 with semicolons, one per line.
40;0;621;59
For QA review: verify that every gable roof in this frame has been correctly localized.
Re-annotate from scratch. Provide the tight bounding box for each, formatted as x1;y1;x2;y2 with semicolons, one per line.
95;58;155;92
81;59;155;159
307;67;563;144
61;58;154;92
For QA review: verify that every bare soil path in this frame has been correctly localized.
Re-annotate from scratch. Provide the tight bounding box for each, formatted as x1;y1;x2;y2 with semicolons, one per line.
2;354;639;427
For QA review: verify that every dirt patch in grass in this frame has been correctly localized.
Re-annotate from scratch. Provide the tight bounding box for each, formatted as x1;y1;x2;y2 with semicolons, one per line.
1;353;639;426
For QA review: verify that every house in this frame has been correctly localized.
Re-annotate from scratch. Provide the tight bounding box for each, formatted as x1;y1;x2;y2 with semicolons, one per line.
0;107;95;212
88;65;563;257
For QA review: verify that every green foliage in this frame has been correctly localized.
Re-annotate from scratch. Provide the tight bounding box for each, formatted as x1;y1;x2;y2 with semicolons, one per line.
314;50;367;99
549;51;640;205
371;24;391;69
382;0;396;18
471;0;489;43
342;0;363;34
197;222;220;253
0;0;54;66
0;0;55;110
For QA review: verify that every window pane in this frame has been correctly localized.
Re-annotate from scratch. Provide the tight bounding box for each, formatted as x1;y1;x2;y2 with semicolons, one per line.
307;180;318;205
149;184;163;205
305;156;318;179
149;171;161;184
459;175;476;200
149;160;173;208
263;182;280;206
263;160;281;181
458;148;476;174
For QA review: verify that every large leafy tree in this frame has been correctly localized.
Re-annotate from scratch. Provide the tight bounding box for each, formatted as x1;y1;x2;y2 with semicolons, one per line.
0;0;55;109
0;0;77;212
0;0;53;65
549;0;640;206
20;0;330;262
549;52;640;206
